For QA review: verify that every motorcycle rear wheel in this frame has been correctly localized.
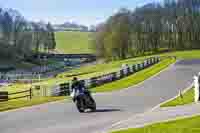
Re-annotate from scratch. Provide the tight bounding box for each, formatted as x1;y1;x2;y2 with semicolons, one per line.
76;100;85;113
90;100;96;112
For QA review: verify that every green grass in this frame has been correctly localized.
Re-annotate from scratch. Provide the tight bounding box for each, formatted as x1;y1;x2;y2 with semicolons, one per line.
159;50;200;59
61;50;200;80
161;88;194;107
92;58;176;92
55;31;93;54
0;97;68;112
59;57;147;78
112;115;200;133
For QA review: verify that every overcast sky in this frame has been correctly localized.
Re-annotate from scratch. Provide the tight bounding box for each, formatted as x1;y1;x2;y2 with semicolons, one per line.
0;0;163;26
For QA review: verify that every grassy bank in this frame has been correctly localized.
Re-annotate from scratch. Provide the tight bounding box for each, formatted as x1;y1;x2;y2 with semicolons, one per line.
161;88;194;107
112;115;200;133
159;50;200;59
92;57;176;92
55;31;93;54
59;57;147;78
0;96;68;112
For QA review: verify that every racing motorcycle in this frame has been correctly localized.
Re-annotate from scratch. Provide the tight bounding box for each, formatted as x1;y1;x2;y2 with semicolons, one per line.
71;88;96;113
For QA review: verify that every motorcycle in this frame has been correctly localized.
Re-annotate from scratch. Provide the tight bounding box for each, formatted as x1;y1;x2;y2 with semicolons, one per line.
71;88;96;113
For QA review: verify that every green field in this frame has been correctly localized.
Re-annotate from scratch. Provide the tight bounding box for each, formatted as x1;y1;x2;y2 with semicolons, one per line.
161;88;194;107
55;31;93;54
112;115;200;133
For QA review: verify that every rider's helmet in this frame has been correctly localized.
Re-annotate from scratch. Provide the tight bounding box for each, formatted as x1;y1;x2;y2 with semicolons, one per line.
73;77;78;81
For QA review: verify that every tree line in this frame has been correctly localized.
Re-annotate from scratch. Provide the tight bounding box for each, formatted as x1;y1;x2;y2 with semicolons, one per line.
0;8;56;60
93;0;200;60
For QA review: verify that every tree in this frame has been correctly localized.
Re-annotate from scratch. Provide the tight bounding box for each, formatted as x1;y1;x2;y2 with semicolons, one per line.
46;22;56;51
1;11;12;43
93;8;132;60
93;0;200;61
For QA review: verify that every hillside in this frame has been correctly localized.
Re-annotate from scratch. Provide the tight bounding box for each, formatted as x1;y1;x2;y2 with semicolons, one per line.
55;31;94;54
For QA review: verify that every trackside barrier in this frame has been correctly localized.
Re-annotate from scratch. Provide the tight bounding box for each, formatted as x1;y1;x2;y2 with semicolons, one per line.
0;89;32;102
0;92;8;102
1;56;162;99
59;83;70;96
53;56;161;96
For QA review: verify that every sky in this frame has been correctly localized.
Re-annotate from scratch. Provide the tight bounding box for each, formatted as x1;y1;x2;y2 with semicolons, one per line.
0;0;163;26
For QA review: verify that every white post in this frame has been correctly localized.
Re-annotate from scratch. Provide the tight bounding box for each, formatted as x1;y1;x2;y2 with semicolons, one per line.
135;64;138;71
130;65;134;73
122;64;128;75
38;74;41;82
193;76;200;103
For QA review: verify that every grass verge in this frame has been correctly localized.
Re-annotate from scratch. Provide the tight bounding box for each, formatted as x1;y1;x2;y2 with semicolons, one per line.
112;115;200;133
159;50;200;59
59;57;146;78
0;96;69;112
92;57;176;93
161;88;194;107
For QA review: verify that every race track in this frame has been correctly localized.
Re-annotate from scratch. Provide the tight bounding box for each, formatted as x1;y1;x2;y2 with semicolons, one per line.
0;60;199;133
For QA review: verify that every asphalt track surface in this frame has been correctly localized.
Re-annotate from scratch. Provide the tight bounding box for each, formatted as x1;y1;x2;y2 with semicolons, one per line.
0;60;199;133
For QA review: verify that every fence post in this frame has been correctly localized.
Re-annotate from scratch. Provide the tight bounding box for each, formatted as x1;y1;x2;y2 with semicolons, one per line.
139;63;141;70
30;87;32;100
112;72;117;81
120;69;124;78
152;58;155;64
0;91;8;101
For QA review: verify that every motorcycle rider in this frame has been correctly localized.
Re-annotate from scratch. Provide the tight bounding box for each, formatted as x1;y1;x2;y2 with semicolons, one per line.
71;77;96;112
71;77;94;102
71;77;84;100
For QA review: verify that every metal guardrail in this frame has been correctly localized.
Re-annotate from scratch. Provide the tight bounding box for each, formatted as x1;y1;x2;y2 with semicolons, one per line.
52;56;163;96
0;92;8;102
0;89;32;102
0;56;164;102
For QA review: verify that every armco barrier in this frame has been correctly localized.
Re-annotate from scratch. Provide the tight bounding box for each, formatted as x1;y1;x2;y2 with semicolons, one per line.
116;71;121;79
90;77;98;88
132;65;136;72
152;57;155;64
0;89;32;102
137;64;141;71
120;69;125;78
0;91;8;101
59;83;70;96
50;56;161;95
85;79;91;88
140;63;144;70
129;66;134;73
